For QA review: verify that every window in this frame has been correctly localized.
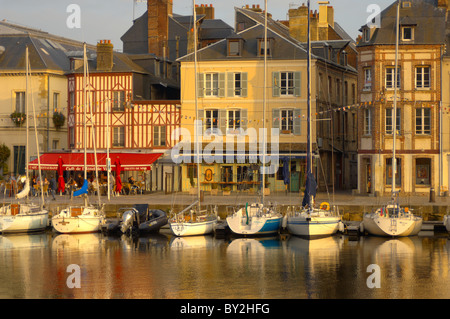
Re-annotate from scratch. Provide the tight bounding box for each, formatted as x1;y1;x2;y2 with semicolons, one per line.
363;68;372;91
15;91;25;113
385;108;401;135
205;109;218;130
205;73;219;97
416;158;431;186
227;109;241;131
221;166;233;183
280;109;294;133
363;28;370;42
52;139;59;150
401;26;414;41
258;39;271;56
13;145;25;175
281;72;295;96
415;108;431;135
53;92;59;110
228;40;241;56
113;91;125;111
416;66;430;89
69;92;75;112
233;73;242;96
153;126;166;147
363;108;372;135
113;126;125;147
386;158;401;186
385;67;401;89
187;164;197;180
273;108;301;135
272;72;301;97
69;127;75;148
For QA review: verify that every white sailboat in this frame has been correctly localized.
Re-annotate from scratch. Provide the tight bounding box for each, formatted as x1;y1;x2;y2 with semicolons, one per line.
443;215;450;233
361;2;422;237
169;0;218;237
52;43;105;234
226;0;283;236
0;47;49;234
284;0;342;238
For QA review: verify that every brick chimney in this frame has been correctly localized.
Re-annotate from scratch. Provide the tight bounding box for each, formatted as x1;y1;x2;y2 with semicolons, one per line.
96;40;114;71
195;4;215;20
148;0;173;57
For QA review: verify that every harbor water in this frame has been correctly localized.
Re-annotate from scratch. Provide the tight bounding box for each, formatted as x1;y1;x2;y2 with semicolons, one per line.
1;228;450;299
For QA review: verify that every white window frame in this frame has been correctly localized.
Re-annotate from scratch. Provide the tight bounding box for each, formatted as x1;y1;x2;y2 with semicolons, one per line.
280;109;294;133
415;108;431;135
401;26;414;41
112;91;125;111
227;109;241;131
385;67;401;90
363;68;372;91
153;126;166;147
415;66;431;89
280;72;295;96
204;73;219;97
15;91;25;113
113;126;125;147
205;109;219;131
385;108;401;135
363;108;372;136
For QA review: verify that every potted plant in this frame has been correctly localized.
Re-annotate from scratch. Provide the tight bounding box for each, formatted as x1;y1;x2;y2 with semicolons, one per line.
52;111;66;129
223;186;231;196
10;112;26;127
211;183;218;195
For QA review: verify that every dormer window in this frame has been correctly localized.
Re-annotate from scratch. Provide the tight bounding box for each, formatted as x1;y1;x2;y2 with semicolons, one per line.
363;28;371;42
401;26;414;41
258;38;272;57
228;39;242;57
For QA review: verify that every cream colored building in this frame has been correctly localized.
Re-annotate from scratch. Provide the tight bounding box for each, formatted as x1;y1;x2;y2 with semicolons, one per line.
177;6;357;194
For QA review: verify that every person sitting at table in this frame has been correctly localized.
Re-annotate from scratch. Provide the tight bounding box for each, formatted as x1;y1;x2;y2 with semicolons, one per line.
128;176;139;194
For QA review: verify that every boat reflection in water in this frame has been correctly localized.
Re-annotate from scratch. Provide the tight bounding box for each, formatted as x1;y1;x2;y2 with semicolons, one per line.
2;231;450;299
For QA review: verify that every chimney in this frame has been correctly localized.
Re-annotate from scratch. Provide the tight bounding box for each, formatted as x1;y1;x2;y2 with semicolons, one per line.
96;40;114;71
318;1;334;29
288;3;318;42
148;0;173;57
195;3;215;19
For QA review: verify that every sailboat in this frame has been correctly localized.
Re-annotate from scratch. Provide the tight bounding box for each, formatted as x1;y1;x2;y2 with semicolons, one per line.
169;0;218;237
284;0;343;239
51;43;105;234
226;0;283;236
0;47;49;234
361;2;422;237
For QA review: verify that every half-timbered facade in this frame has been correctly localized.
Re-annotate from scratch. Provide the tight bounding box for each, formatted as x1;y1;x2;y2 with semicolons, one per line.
67;40;181;192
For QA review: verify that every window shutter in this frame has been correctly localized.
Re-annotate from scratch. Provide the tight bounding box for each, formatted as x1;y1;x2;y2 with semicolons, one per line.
197;73;204;98
227;72;234;97
241;72;248;97
294;72;301;97
293;108;301;136
218;73;226;97
272;72;280;97
272;108;280;130
241;109;248;130
219;109;227;135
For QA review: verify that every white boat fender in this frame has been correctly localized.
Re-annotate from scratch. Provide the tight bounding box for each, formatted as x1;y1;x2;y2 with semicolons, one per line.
359;222;364;234
282;215;287;229
338;221;345;233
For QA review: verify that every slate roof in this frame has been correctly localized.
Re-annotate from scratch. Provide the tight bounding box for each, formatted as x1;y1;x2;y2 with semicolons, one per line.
0;21;147;75
358;0;446;47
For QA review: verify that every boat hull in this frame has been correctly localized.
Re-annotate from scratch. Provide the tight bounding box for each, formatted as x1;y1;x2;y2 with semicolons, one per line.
170;219;217;237
286;214;341;238
444;215;450;233
52;207;104;234
362;213;422;237
226;207;282;236
0;210;48;234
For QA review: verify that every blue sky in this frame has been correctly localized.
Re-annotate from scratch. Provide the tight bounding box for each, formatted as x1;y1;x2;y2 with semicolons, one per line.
0;0;394;51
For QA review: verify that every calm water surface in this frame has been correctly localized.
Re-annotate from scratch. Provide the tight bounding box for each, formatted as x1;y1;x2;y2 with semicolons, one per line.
1;229;449;299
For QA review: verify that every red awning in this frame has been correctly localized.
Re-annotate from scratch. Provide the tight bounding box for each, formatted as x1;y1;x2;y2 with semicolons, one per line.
28;152;163;171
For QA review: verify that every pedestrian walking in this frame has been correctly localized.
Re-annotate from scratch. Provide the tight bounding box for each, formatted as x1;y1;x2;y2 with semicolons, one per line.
49;175;57;200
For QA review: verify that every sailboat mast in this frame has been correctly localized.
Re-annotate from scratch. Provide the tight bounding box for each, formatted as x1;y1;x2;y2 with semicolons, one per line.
392;1;400;193
193;0;201;210
83;43;87;181
307;0;313;204
262;0;268;203
25;47;29;185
